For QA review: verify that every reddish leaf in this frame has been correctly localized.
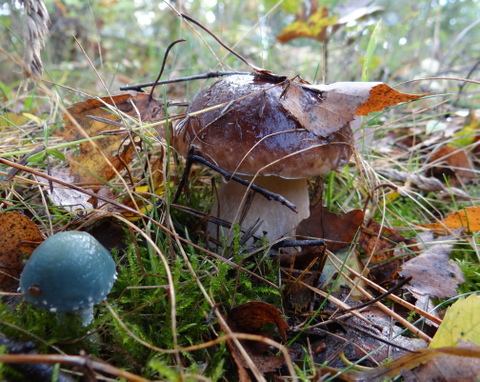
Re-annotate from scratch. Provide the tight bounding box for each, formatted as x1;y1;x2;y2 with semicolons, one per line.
297;205;364;252
225;301;289;374
359;220;417;284
0;212;43;292
57;92;165;186
427;145;474;186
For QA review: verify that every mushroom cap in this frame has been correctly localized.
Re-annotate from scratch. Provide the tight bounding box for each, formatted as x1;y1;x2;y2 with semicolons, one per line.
19;231;116;314
173;74;353;179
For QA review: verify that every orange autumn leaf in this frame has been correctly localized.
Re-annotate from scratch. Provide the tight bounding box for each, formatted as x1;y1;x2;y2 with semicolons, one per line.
421;206;480;233
0;211;43;292
281;82;426;138
57;92;165;186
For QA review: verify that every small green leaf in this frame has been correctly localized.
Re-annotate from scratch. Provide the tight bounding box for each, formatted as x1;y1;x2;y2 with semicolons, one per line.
362;19;382;82
48;149;66;161
27;151;47;163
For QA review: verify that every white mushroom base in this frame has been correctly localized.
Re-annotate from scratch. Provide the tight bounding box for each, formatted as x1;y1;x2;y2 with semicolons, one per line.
208;176;310;246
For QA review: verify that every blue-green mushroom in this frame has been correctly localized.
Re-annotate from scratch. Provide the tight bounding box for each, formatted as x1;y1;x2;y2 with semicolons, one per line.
19;231;117;326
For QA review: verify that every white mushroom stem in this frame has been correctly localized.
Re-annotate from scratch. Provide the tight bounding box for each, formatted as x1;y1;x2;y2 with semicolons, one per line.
208;176;310;244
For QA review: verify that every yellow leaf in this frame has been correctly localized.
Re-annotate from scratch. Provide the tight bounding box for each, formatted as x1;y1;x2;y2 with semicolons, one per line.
430;294;480;348
22;112;43;125
421;206;480;233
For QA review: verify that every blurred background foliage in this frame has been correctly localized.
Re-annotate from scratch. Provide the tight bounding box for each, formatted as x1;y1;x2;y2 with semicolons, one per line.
1;0;479;101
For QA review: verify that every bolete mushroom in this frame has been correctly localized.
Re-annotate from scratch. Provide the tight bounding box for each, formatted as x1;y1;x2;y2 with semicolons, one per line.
173;74;354;244
19;231;117;326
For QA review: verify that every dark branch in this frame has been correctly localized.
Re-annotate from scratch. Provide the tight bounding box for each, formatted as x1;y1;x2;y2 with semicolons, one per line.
174;148;297;213
119;71;250;92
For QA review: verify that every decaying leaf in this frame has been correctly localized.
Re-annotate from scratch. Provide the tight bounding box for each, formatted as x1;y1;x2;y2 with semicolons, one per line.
36;168;93;214
420;206;480;233
427;145;475;186
281;82;425;138
359;220;416;284
318;345;480;382
297;205;364;252
313;306;426;369
399;244;464;300
402;342;480;382
278;246;326;312
57;92;165;186
430;294;480;348
225;301;289;374
0;212;43;292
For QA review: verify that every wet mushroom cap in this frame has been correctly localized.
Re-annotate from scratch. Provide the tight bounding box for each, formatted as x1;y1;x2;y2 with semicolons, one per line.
19;231;116;313
173;74;354;178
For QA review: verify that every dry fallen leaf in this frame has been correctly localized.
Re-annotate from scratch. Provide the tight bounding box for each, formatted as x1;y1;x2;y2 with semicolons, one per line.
319;346;480;382
398;244;464;300
402;342;480;382
278;246;326;312
281;82;425;138
420;206;480;233
427;145;475;186
276;7;336;43
225;301;289;375
297;205;364;252
57;92;165;186
0;211;43;292
36;168;93;214
359;220;417;284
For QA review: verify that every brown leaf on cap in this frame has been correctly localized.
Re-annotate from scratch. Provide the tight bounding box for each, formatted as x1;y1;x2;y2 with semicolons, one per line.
296;205;364;252
57;93;165;186
282;82;426;137
225;301;289;374
0;211;43;292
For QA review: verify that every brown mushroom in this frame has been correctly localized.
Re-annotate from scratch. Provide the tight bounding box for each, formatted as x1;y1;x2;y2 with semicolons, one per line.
173;74;353;244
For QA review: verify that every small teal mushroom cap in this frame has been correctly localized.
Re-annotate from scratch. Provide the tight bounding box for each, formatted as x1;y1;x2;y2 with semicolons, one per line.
19;231;116;313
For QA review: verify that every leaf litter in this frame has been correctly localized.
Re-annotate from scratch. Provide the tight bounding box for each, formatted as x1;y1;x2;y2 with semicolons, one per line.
0;7;479;381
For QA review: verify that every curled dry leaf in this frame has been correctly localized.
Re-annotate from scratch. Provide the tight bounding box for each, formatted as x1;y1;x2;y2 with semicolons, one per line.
36;168;93;214
225;301;289;374
281;82;425;138
57;92;165;186
0;212;43;292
